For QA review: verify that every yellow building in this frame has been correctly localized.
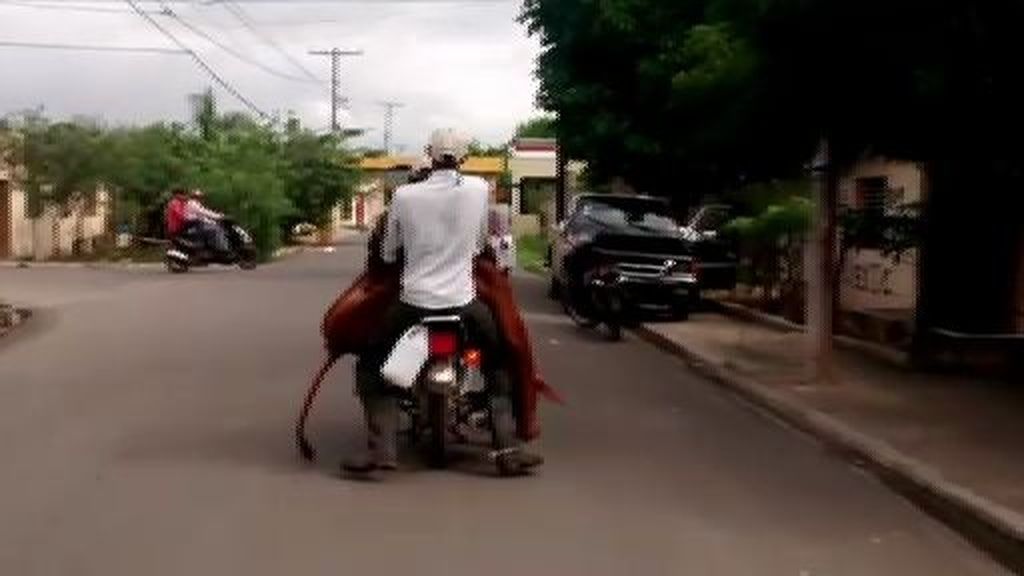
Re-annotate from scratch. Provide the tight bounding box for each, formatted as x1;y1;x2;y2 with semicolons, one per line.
341;155;507;231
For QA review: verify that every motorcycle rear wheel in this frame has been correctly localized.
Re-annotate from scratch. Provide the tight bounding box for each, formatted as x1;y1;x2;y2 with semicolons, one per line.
604;321;622;341
165;255;189;274
237;248;258;270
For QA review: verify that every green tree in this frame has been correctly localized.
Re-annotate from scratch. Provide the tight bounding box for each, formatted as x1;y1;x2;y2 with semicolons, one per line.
467;140;507;156
102;123;191;236
514;116;557;139
20;118;105;212
723;195;811;321
523;0;1024;337
5;90;359;261
183;111;292;259
520;1;772;208
279;118;360;237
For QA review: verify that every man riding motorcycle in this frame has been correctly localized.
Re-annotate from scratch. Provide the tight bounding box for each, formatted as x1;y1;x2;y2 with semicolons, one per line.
164;187;189;240
342;128;543;476
184;189;231;259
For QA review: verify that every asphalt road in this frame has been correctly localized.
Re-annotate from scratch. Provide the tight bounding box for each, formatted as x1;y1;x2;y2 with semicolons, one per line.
0;246;1010;576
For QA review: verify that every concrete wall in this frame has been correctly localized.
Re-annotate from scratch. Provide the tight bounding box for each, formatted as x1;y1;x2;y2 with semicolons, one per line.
512;214;541;237
838;157;923;206
2;181;111;260
508;151;586;216
835;158;923;313
840;248;918;311
509;153;557;181
9;187;33;258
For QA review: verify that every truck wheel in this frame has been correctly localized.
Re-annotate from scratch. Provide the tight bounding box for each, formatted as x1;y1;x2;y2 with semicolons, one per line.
671;304;690;321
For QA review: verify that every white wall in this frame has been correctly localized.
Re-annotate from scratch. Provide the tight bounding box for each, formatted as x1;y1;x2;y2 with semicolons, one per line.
509;153;557;181
838;157;923;206
509;153;586;217
9;187;33;258
836;158;922;312
6;186;110;260
840;249;918;311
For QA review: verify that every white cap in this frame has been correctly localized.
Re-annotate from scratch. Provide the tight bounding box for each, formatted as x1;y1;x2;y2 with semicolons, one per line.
427;128;469;163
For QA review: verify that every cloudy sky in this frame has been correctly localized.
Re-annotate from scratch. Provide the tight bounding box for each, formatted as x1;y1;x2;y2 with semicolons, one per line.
0;0;543;150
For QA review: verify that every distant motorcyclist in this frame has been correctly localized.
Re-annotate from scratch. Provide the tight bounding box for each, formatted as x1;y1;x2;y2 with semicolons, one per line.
164;188;189;240
185;189;230;257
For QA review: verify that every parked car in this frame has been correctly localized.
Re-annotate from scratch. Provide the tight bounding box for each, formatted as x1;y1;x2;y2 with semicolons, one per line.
548;194;698;319
679;203;738;290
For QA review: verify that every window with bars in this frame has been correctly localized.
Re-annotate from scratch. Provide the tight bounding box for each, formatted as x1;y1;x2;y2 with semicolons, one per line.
855;176;888;216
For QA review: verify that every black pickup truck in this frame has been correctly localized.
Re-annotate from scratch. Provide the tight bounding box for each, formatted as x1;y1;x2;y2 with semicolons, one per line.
547;194;698;319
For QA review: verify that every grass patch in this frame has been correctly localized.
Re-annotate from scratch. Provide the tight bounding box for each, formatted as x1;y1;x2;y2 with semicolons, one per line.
517;234;549;275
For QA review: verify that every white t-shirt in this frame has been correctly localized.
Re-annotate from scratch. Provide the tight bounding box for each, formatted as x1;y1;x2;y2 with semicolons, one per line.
381;170;489;310
184;199;221;223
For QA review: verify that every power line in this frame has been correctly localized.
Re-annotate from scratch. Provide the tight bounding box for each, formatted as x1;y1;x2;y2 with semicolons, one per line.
155;4;320;84
220;0;320;83
0;40;187;54
0;0;147;13
124;0;269;120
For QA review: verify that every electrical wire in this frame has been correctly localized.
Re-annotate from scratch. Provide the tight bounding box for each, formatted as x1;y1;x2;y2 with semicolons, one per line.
0;39;187;54
124;0;270;119
156;4;321;84
0;0;142;13
218;0;321;83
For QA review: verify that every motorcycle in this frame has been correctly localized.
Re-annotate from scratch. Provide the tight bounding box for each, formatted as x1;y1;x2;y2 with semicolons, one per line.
561;262;631;341
165;217;258;273
389;315;519;475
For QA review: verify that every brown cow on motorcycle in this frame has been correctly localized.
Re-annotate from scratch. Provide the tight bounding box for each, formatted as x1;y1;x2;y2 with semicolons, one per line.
296;213;560;461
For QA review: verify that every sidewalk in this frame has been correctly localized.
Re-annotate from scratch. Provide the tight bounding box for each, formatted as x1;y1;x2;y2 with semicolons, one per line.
638;311;1024;569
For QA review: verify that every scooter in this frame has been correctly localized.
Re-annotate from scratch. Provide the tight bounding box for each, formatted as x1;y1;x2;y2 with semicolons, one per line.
165;218;258;273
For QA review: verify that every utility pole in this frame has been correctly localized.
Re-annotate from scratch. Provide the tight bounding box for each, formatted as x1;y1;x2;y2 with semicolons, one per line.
808;139;838;384
555;139;568;223
308;48;362;133
377;101;404;155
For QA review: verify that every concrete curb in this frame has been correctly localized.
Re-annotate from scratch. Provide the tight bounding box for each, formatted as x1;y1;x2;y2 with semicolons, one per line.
709;299;911;368
634;324;1024;574
273;246;304;258
0;260;164;270
0;306;32;341
273;245;349;258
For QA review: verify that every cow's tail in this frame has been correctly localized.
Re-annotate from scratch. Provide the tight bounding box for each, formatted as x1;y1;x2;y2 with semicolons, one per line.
296;352;341;462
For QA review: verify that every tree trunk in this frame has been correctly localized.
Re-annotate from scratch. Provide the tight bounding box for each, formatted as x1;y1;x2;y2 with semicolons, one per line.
914;155;1023;364
808;140;838;383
